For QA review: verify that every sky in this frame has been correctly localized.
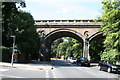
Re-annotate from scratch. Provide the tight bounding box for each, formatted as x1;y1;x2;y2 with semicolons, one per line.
21;0;103;20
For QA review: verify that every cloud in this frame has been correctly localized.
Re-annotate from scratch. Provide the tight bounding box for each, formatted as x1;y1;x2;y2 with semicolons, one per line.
62;8;68;13
56;8;68;14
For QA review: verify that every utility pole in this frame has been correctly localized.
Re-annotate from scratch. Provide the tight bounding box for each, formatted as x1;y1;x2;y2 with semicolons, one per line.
11;35;15;66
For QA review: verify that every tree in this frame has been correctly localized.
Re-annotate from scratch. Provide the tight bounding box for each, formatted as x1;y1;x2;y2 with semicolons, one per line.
57;41;68;58
2;2;19;47
16;12;40;61
89;35;105;61
2;2;26;62
72;38;82;58
56;37;82;59
51;38;63;57
2;2;40;62
97;0;120;63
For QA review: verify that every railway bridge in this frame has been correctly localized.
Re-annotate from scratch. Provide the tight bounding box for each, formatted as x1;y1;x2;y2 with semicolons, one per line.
35;20;102;61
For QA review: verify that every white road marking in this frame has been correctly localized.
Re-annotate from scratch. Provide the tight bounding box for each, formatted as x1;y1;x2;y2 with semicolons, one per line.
76;67;118;78
81;67;101;77
86;67;118;78
46;76;49;78
45;70;49;78
0;74;23;78
0;68;23;78
52;70;57;78
0;68;9;72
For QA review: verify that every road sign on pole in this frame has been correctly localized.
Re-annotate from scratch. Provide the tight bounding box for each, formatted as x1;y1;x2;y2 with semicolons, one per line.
11;35;15;66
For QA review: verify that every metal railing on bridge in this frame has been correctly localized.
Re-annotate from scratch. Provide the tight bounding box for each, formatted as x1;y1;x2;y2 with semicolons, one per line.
35;20;102;26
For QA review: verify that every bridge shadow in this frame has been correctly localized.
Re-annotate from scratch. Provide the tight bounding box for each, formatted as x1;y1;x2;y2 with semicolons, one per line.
29;60;98;68
51;60;98;68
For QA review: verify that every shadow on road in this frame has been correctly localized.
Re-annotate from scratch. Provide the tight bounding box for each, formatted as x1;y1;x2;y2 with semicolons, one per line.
51;60;98;68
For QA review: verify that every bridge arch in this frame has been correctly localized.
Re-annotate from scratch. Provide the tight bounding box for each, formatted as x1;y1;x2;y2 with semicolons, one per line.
41;29;104;61
89;31;103;42
88;31;105;61
45;28;84;41
42;28;84;61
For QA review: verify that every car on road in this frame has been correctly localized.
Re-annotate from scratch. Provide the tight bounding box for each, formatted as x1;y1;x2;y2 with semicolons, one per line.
76;58;90;67
67;57;77;63
98;60;120;73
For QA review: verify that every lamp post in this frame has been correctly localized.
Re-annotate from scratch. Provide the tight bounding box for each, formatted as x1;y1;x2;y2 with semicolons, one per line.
11;35;15;66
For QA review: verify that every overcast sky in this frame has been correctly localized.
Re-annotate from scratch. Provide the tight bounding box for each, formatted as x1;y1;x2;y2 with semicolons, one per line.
22;0;103;20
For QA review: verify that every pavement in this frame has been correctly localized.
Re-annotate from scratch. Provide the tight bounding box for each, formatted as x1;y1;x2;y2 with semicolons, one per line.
0;61;53;70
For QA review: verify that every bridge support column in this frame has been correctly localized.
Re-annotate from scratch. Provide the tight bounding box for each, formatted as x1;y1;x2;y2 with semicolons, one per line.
42;40;51;61
83;39;90;60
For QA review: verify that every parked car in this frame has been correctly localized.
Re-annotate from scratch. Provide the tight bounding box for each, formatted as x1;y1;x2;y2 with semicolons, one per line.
76;58;90;67
67;57;77;63
67;57;72;61
98;60;120;73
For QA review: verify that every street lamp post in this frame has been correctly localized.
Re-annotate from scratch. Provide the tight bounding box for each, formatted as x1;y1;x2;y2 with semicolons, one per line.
11;35;15;66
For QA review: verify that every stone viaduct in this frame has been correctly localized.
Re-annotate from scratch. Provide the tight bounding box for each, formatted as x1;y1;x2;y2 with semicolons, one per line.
35;20;102;61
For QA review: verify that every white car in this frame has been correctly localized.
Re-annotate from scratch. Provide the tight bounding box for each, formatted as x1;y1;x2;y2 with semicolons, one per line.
67;57;77;63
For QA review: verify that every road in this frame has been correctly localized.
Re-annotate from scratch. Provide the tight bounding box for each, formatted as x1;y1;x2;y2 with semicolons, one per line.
0;60;119;79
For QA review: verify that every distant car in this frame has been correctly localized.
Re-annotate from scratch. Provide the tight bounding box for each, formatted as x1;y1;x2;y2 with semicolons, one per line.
98;60;120;73
67;57;77;63
67;57;72;61
76;58;90;67
69;57;77;63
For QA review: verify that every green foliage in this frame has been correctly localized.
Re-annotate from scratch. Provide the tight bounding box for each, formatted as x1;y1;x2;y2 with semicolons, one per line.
72;39;82;58
97;0;120;62
0;3;2;23
51;38;63;56
14;12;39;60
2;2;18;47
2;2;40;62
55;37;82;59
14;12;39;61
89;35;105;61
57;41;68;57
100;49;120;64
0;46;12;62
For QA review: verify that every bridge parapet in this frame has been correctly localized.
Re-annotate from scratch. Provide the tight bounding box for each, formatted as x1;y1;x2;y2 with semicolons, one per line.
35;20;102;26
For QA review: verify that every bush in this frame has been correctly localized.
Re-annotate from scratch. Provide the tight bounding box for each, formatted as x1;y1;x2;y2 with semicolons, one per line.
100;49;120;64
0;46;12;62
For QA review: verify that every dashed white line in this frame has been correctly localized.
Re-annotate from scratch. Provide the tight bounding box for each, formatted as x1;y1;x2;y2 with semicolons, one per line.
45;70;49;78
52;70;57;78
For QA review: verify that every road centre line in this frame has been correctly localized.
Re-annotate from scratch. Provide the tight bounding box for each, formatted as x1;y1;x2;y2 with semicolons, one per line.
46;70;49;78
52;70;57;78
